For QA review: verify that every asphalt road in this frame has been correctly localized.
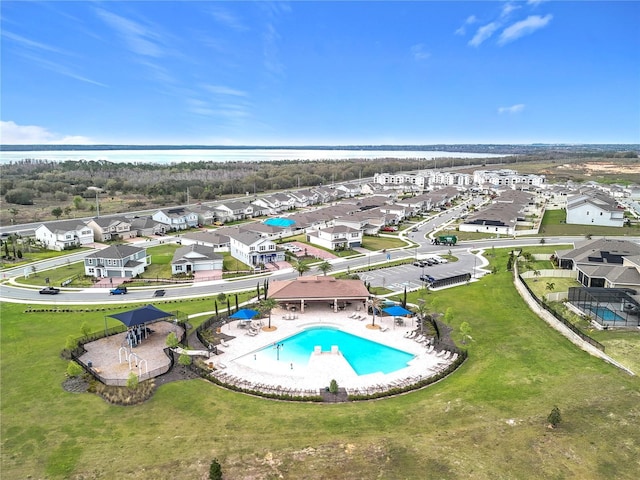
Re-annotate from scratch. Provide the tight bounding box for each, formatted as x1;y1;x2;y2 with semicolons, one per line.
1;201;634;306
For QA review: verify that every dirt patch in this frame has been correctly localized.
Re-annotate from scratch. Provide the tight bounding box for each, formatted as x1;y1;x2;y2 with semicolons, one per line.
557;161;640;175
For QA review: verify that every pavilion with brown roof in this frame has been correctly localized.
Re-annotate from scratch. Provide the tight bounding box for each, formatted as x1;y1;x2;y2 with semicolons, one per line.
267;276;370;313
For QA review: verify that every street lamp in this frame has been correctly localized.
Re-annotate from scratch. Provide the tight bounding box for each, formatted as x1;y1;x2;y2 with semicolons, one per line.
274;343;284;360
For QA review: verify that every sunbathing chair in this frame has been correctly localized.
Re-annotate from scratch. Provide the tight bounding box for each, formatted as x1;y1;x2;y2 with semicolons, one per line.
443;351;451;360
451;353;458;362
379;326;389;332
220;340;230;348
426;345;434;353
436;350;445;357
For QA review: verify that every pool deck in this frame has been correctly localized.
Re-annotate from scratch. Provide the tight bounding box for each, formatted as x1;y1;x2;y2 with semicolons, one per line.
207;305;456;394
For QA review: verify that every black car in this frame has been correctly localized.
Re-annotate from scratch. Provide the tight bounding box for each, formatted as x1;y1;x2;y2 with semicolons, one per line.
39;287;60;295
420;274;435;283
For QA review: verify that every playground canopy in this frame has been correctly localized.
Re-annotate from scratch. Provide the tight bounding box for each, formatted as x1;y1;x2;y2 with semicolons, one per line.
382;305;412;317
109;304;174;328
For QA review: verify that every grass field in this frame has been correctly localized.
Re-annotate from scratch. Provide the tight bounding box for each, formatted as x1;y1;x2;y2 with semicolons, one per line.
540;209;640;237
1;248;639;479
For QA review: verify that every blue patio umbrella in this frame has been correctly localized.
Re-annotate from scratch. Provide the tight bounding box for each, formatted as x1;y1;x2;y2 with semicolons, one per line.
229;308;260;320
382;305;412;317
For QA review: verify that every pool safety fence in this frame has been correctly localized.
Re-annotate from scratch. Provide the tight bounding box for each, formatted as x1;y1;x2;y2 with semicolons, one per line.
518;274;605;351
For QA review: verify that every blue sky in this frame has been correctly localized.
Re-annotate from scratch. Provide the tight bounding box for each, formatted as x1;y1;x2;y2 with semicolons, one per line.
1;1;638;145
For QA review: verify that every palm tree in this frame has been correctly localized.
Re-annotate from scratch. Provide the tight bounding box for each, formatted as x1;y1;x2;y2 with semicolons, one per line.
259;298;278;329
545;282;555;293
367;296;382;328
316;260;333;276
292;259;311;276
533;270;541;281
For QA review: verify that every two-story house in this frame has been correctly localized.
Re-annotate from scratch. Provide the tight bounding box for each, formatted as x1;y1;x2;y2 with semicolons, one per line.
228;231;285;269
152;208;199;231
35;220;94;251
86;216;135;242
307;225;363;251
84;244;148;278
214;201;254;223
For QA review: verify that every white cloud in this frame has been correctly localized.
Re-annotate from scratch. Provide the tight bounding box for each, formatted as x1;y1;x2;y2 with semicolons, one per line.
498;14;553;45
208;6;247;31
95;8;166;58
1;31;71;55
410;44;430;61
498;104;526;114
501;2;520;18
469;22;500;47
455;14;478;35
204;85;248;97
0;121;93;144
527;0;548;6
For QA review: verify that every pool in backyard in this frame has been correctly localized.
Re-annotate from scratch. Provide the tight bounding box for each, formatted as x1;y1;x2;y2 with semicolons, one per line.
264;217;296;227
586;306;625;322
245;326;415;375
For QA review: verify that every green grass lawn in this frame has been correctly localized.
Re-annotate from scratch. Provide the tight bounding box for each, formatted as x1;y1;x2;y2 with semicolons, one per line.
361;235;407;251
2;248;639;479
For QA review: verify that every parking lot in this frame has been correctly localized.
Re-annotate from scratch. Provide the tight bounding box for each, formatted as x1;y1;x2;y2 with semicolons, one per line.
359;253;475;292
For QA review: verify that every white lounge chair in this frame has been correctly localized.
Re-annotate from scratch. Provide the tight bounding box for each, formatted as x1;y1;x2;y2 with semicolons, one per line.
436;350;445;357
451;353;459;361
379;326;389;332
220;340;230;348
443;351;451;360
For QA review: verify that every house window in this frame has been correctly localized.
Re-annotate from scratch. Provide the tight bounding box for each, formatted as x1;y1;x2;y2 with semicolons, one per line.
259;245;266;251
176;265;182;271
88;268;94;273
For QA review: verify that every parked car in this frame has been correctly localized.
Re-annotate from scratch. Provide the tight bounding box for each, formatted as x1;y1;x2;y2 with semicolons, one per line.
420;274;436;283
411;227;419;232
39;286;60;295
109;287;128;295
381;226;398;232
153;289;166;297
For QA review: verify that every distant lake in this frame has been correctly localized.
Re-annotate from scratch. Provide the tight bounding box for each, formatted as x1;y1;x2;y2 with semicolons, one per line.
0;148;506;164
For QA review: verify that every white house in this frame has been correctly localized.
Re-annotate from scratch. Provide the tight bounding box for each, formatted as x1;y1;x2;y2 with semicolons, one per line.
228;231;285;269
152;208;198;231
566;193;624;227
84;244;148;278
307;226;363;251
35;220;94;251
171;244;223;275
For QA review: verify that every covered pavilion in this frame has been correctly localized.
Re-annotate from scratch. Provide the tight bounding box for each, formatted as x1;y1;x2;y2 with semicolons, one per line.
267;276;370;313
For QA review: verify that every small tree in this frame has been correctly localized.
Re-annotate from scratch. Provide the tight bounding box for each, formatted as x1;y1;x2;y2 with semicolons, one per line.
51;207;63;219
216;292;226;303
547;406;562;428
80;322;92;338
126;372;139;390
209;458;223;480
292;259;311;276
166;332;179;348
546;282;556;293
178;353;192;366
316;260;333;276
66;360;84;377
65;335;79;351
459;321;472;345
259;298;278;329
533;270;541;281
329;379;339;394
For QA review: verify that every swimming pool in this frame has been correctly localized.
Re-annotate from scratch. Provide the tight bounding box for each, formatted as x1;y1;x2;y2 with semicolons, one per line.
587;306;625;322
264;217;296;227
251;326;415;375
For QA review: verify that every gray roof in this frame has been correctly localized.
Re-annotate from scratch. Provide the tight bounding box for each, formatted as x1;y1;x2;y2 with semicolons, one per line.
180;231;229;245
559;238;640;264
172;244;223;263
42;219;89;233
85;244;145;260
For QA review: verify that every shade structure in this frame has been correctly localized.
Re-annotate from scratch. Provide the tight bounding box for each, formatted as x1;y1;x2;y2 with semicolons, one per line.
229;308;260;320
382;305;412;317
108;304;173;328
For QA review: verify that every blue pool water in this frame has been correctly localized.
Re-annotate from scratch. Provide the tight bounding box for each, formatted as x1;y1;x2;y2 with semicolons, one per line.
252;327;415;375
587;306;624;322
264;217;296;227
